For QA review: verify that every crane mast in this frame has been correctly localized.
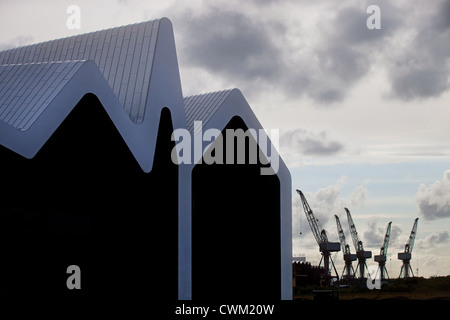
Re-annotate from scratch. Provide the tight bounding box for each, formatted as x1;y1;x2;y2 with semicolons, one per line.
335;215;350;255
405;218;418;253
398;218;419;278
299;189;325;245
380;221;392;257
345;208;372;282
374;221;392;283
346;208;363;252
335;215;356;284
296;190;340;286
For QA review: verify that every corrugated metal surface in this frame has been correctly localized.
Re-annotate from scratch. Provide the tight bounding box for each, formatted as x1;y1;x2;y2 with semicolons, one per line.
0;61;86;131
183;90;232;134
0;19;160;125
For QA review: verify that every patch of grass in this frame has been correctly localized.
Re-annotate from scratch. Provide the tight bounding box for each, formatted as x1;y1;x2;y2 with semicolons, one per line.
294;276;450;300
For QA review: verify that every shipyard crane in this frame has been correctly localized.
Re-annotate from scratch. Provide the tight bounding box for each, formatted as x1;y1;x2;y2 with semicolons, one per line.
398;218;419;278
296;190;340;286
374;221;392;284
335;215;356;284
346;208;372;282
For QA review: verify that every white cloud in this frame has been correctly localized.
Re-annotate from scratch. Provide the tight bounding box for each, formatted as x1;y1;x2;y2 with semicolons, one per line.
417;231;450;250
349;180;368;208
293;177;369;255
363;219;402;249
416;169;450;220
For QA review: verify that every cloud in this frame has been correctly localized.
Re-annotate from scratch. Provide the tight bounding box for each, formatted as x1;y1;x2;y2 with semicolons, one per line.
363;219;402;249
175;7;285;86
293;178;347;260
390;225;403;248
387;0;450;100
364;219;384;248
417;231;450;249
293;179;345;238
293;177;368;245
310;0;450;102
166;0;450;104
304;2;401;103
416;169;450;220
292;177;371;265
389;63;450;100
169;1;395;104
280;128;345;157
349;180;368;207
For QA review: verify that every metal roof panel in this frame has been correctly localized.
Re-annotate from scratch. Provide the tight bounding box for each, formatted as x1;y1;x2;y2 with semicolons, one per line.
0;61;85;131
0;19;160;125
183;89;233;133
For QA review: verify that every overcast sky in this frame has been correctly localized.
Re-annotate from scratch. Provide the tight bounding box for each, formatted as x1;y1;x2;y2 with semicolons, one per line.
1;0;450;278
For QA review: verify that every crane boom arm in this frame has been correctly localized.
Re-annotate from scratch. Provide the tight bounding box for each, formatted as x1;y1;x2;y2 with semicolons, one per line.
296;189;324;245
335;215;351;255
380;221;392;256
345;207;364;252
405;218;419;253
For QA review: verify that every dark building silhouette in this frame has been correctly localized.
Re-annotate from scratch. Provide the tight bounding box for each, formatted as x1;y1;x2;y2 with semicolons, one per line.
0;96;177;301
293;262;325;290
0;18;292;302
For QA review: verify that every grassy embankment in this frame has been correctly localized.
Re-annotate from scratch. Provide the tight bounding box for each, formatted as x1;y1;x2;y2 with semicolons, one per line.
294;276;450;300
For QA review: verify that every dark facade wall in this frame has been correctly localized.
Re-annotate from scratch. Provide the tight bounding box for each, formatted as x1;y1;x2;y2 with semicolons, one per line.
0;94;178;302
192;116;281;301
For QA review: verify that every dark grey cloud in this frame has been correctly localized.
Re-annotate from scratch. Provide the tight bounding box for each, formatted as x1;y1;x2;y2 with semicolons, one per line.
387;0;450;100
331;3;400;45
168;0;450;104
305;1;402;104
281;128;344;156
390;65;449;100
312;0;450;102
281;1;402;104
416;169;450;220
437;0;450;29
177;8;285;83
173;1;404;104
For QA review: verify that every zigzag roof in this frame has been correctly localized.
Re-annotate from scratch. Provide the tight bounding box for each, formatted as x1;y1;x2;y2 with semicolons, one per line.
0;18;186;172
0;61;86;131
0;18;292;300
184;89;233;134
0;19;160;124
0;18;289;179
